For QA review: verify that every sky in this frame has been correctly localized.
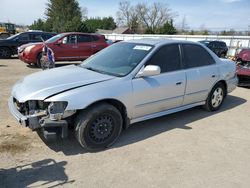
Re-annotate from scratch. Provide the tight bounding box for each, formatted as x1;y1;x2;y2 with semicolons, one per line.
0;0;249;31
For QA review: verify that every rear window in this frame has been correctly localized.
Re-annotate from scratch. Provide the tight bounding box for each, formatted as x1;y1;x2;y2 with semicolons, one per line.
77;35;92;43
92;36;100;41
183;44;215;68
42;34;54;40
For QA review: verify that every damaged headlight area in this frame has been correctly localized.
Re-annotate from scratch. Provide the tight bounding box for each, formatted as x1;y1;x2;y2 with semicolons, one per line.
13;98;48;117
47;101;76;120
48;101;67;120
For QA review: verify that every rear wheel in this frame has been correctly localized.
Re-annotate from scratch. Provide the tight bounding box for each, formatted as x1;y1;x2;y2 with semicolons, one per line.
203;82;226;111
75;103;123;151
0;47;11;58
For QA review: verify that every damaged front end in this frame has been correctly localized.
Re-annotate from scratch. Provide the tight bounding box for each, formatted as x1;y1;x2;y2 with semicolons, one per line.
8;97;76;139
236;61;250;87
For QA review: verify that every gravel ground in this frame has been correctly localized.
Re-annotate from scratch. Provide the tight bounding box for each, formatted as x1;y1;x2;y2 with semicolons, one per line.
0;58;250;188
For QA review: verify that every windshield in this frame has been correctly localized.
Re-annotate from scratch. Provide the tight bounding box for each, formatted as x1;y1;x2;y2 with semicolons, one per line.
46;33;65;43
7;33;20;40
80;42;153;77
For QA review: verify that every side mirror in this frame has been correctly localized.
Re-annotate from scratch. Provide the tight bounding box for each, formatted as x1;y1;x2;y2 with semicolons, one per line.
136;65;161;78
55;40;62;45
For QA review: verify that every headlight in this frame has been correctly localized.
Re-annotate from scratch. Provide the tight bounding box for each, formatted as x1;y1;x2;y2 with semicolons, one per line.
18;47;24;53
25;45;35;53
48;102;68;120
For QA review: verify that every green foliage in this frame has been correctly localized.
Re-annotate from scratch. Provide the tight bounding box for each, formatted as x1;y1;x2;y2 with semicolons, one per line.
46;0;82;32
84;17;116;32
30;19;46;31
158;20;177;34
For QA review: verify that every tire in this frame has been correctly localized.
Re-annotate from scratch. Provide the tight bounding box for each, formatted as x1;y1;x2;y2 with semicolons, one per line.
75;103;123;151
36;53;42;68
0;47;11;58
203;82;226;111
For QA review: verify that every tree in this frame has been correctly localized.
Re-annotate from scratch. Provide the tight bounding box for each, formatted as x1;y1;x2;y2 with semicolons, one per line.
136;2;176;34
30;19;45;31
45;0;82;32
159;19;177;34
116;1;140;32
180;15;189;33
102;17;116;30
84;17;116;32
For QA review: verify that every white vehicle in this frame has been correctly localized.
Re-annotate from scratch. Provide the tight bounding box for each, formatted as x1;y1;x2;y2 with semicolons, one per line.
9;39;238;151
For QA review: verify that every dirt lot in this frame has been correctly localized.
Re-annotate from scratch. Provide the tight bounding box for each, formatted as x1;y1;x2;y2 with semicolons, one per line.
0;58;250;188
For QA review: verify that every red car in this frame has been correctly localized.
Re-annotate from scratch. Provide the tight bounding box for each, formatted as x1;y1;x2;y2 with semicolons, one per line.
236;48;250;87
18;32;109;67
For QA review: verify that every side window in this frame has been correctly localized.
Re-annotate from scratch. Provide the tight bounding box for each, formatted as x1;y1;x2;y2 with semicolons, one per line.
62;35;77;44
77;35;92;43
30;34;42;41
183;44;215;68
92;36;99;41
146;44;181;73
42;34;54;40
18;33;29;42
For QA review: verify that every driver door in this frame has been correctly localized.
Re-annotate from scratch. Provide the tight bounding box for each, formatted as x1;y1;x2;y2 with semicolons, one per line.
53;34;79;60
132;44;186;119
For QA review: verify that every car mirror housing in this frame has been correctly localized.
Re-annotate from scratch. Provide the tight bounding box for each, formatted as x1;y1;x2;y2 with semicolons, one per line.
55;40;62;45
136;65;161;78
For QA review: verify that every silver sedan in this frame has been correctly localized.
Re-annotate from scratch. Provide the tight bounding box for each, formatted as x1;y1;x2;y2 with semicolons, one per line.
9;39;238;151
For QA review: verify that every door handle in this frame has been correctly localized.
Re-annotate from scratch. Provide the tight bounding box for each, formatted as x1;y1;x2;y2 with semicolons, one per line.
72;46;78;49
91;45;97;48
212;75;216;78
176;82;182;85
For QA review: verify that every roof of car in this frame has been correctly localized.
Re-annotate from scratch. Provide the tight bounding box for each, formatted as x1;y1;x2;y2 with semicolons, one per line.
199;40;226;43
21;31;56;34
61;32;104;36
125;38;198;46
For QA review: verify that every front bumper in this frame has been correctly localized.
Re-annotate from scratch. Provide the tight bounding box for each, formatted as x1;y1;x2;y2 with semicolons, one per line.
237;75;250;87
18;52;35;64
8;97;68;138
8;97;29;127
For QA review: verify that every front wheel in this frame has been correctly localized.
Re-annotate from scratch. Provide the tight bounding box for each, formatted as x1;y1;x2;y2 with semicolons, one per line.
0;47;11;58
36;53;42;68
75;103;123;151
203;83;226;111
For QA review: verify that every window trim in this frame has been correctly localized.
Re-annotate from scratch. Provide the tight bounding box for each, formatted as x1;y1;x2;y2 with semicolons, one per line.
180;43;216;69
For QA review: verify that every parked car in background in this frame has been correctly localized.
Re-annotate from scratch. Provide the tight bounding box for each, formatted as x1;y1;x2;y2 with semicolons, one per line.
235;48;250;86
199;40;228;58
18;32;109;67
0;31;56;58
9;39;237;151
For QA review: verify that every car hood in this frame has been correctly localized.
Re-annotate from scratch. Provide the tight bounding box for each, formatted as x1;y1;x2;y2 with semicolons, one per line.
12;65;115;102
19;42;43;49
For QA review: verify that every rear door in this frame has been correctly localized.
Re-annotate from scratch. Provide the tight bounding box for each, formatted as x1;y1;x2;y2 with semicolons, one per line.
76;34;93;59
132;44;186;119
91;35;108;54
181;44;219;105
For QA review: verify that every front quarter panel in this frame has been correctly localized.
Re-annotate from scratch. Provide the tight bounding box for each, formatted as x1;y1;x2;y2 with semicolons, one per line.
44;78;134;118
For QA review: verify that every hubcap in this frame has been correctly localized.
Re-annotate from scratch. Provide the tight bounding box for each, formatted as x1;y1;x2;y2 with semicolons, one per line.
89;115;114;143
211;87;223;108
